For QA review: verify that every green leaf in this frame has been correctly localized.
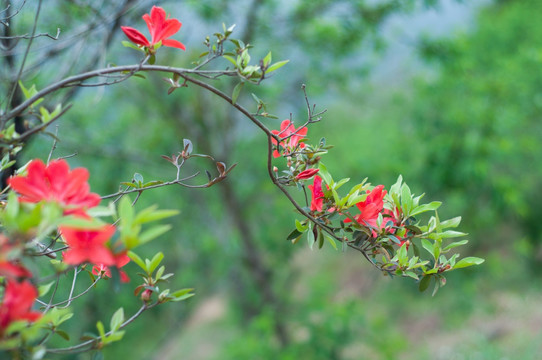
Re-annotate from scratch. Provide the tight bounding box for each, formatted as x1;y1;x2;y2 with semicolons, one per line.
401;183;413;215
267;60;289;73
287;228;303;241
127;251;146;271
134;207;179;224
433;230;467;239
263;51;272;67
38;281;55;297
421;239;434;258
442;240;469;252
317;229;324;249
133;173;144;185
318;162;332;185
139;224;172;245
121;41;142;51
155;266;165;280
223;55;237;67
410;201;442;217
440;216;462;229
232;82;244;104
453;257;485;269
148;252;164;274
110;308;124;332
96;321;106;340
169;288;195;302
334;177;350;190
55;329;70;341
104;331;125;343
118;196;134;226
295;219;308;232
307;224;315;249
324;234;338;250
419;275;431;292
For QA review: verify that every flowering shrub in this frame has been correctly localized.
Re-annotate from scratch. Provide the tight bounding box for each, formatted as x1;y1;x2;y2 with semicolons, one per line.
0;4;483;358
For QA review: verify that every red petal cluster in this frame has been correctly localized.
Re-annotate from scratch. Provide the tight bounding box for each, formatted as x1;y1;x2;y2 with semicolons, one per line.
0;280;41;334
8;159;100;216
60;225;116;266
0;235;32;280
271;120;308;158
344;185;387;234
308;175;324;212
121;6;185;51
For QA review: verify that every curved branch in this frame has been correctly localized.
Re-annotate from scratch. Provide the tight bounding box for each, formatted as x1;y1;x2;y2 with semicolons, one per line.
1;65;236;126
46;303;153;354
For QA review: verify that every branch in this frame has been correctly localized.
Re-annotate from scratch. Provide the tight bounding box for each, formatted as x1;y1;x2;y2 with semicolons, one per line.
46;303;153;354
1;65;236;126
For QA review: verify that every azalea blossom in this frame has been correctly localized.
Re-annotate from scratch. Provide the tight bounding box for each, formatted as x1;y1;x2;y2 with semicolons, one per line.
0;262;32;280
344;185;387;236
92;252;131;283
271;120;308;158
61;225;116;266
308;175;324;212
8;159;100;216
296;168;319;180
121;6;185;52
0;234;32;280
0;280;41;334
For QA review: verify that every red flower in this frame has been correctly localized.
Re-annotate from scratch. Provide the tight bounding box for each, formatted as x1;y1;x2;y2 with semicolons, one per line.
271;120;308;158
0;262;32;280
0;235;32;280
308;175;324;212
0;280;41;333
92;252;130;283
296;168;319;180
121;6;185;51
60;225;116;266
344;185;387;236
8;159;100;216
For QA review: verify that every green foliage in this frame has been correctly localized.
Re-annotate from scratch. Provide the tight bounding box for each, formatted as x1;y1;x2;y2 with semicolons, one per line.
413;0;542;256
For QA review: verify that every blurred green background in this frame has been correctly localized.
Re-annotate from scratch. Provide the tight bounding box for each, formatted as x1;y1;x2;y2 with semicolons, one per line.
6;0;542;358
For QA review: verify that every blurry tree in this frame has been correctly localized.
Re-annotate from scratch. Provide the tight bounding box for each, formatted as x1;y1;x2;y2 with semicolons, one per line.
413;0;542;264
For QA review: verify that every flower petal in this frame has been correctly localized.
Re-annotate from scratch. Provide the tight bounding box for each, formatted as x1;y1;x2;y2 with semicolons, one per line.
121;26;150;47
162;39;186;50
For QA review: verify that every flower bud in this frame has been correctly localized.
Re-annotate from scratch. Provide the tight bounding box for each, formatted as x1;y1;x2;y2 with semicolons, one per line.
296;168;319;180
141;289;153;302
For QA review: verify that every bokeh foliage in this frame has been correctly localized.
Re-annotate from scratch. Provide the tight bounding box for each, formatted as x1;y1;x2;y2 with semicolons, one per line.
6;0;541;358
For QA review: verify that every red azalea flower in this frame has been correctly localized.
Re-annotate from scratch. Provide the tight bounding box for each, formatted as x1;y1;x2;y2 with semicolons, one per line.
296;168;319;180
92;252;130;283
344;185;387;236
308;175;324;212
8;159;101;216
0;280;41;333
271;120;308;158
0;234;32;280
60;225;116;266
0;262;32;280
121;6;185;51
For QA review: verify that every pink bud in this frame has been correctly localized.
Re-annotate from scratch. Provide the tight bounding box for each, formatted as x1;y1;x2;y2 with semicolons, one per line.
141;289;153;302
